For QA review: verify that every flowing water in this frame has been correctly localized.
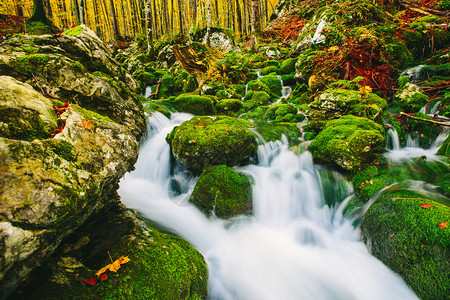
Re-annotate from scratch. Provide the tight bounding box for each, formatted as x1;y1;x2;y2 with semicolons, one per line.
118;112;418;300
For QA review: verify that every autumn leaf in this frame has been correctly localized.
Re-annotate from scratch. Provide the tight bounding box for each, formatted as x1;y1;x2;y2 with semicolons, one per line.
100;274;108;281
82;119;92;130
359;86;372;95
420;203;434;209
95;264;111;277
109;260;121;273
80;277;97;286
95;255;131;277
439;222;447;229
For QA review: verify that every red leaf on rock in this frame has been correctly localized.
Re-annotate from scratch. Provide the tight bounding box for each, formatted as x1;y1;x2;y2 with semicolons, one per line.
100;274;108;281
80;277;97;286
420;203;433;208
82;119;92;130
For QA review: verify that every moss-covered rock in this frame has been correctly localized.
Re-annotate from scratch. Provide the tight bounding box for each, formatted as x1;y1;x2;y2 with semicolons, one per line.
0;76;58;141
437;134;450;157
393;83;429;113
247;80;271;94
362;189;449;299
160;94;216;115
167;116;256;173
309;115;385;170
10;205;208;299
265;104;303;122
216;99;244;116
260;75;282;97
307;88;387;131
260;65;279;76
279;58;298;75
243;91;272;111
190;165;252;218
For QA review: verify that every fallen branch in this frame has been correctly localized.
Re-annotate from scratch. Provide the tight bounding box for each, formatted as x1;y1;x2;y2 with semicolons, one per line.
400;112;450;127
147;78;162;99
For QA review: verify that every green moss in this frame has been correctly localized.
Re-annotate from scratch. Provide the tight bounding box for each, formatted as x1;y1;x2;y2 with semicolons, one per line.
190;165;252;218
437;134;450;157
0;107;56;141
216;99;244;116
404;112;441;149
73;105;114;124
265;104;299;122
362;189;450;299
62;25;84;36
43;139;76;162
15;54;50;73
142;101;171;118
243;91;271;111
247;80;271;94
260;65;279;76
260;75;282;97
162;94;216;115
279;58;298;75
309;115;385;171
157;74;175;99
281;74;296;86
168;116;256;173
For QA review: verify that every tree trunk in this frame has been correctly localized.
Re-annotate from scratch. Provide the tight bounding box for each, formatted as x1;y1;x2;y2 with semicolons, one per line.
145;0;154;56
235;0;242;37
250;0;260;48
78;0;85;24
178;0;185;36
205;0;211;45
29;0;48;22
109;0;120;39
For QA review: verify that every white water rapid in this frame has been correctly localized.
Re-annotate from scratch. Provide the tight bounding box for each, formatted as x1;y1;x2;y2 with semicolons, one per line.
118;112;418;300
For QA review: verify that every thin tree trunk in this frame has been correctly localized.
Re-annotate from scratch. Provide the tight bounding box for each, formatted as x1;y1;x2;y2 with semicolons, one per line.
250;0;260;48
178;0;185;36
145;0;154;56
235;0;242;37
78;0;85;24
205;0;211;44
109;0;120;39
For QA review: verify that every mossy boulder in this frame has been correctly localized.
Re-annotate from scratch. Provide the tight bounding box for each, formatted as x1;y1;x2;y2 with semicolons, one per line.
260;65;279;76
437;134;450;157
0;76;58;141
216;99;244;116
308;88;387;131
260;75;282;97
362;189;449;299
309;115;385;170
167;116;257;173
10;205;208;299
161;94;216;115
279;58;298;75
0;28;145;297
190;165;252;218
393;83;429;113
265;104;303;122
243;91;272;111
247;80;271;94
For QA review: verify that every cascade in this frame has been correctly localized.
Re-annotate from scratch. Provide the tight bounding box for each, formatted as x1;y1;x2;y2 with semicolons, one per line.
118;112;418;299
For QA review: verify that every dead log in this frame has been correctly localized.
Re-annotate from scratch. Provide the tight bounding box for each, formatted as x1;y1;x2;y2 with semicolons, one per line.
400;112;450;127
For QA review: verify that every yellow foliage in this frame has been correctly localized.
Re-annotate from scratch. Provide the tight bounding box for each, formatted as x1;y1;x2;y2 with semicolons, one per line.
95;256;131;277
359;86;373;95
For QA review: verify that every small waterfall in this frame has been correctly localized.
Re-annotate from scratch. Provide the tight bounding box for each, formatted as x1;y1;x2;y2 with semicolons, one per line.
387;128;401;150
119;113;418;300
144;86;155;98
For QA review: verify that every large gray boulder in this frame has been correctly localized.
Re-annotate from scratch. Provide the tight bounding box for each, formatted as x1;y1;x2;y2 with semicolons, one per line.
0;25;146;298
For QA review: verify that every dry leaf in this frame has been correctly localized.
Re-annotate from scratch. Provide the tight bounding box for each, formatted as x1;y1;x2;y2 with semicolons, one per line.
359;86;372;95
108;260;121;273
420;203;434;209
439;222;447;229
95;264;111;277
80;277;97;286
82;119;92;130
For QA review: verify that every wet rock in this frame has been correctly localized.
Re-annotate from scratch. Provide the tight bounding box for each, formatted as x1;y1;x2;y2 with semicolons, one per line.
190;165;252;218
309;115;385;170
167;116;256;173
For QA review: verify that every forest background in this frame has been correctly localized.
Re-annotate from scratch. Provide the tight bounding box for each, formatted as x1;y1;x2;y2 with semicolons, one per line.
0;0;279;42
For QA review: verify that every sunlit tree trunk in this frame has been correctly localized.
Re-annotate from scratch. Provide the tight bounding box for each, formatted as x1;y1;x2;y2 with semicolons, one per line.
78;0;85;24
205;0;211;45
250;0;260;48
235;0;242;37
145;0;154;55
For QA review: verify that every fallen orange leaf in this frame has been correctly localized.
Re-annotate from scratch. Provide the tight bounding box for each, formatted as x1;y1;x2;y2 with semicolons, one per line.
439;222;447;229
108;260;121;273
82;119;92;130
95;264;111;277
420;203;433;209
95;255;131;277
80;277;97;286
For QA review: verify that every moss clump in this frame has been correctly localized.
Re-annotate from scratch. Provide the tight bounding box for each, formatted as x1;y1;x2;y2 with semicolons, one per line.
260;65;279;76
260;75;282;97
281;74;296;86
15;54;50;73
265;104;302;122
279;58;298;75
190;165;252;218
437;134;450;157
156;74;175;99
160;94;216;116
43;139;76;162
247;80;271;94
62;25;84;36
362;189;450;299
216;99;244;116
167;116;256;173
309;115;385;171
243;91;271;111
